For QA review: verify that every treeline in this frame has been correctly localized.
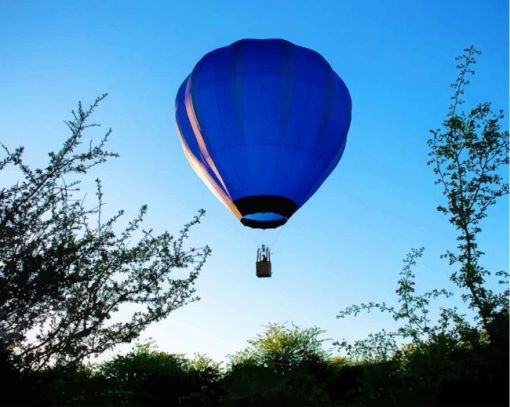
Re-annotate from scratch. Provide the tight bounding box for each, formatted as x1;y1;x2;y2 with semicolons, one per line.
1;321;508;406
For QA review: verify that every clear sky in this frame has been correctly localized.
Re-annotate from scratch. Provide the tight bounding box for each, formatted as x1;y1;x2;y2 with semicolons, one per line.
1;0;508;362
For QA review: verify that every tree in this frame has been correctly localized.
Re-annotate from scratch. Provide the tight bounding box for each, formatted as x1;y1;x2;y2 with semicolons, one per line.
229;323;328;373
335;248;466;361
225;323;331;405
427;46;509;334
98;342;223;405
336;46;508;358
0;95;211;371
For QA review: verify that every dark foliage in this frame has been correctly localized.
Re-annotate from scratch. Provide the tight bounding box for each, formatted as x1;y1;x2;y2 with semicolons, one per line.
1;324;507;406
95;342;223;406
223;324;331;405
0;95;210;372
333;46;508;405
427;46;509;332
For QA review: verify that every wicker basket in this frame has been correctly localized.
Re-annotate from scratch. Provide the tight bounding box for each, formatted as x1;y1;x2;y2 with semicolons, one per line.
256;261;272;278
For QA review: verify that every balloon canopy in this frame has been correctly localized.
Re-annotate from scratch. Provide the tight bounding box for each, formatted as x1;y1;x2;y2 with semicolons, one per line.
175;39;351;229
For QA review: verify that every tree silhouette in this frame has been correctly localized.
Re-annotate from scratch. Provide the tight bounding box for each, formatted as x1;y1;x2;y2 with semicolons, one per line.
427;46;509;334
336;46;508;359
0;95;211;371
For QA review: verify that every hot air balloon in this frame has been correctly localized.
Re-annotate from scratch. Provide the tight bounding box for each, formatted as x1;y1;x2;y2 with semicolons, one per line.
175;39;351;231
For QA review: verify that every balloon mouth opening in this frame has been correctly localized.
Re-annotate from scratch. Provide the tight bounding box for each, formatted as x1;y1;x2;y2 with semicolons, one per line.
233;195;298;229
241;212;287;229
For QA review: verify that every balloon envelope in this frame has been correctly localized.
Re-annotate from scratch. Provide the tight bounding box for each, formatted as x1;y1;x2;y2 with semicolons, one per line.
175;39;351;229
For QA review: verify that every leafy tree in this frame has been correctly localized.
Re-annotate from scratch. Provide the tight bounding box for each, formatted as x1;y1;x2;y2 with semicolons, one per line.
0;95;211;371
336;248;467;361
99;342;190;405
225;323;331;405
185;353;224;405
99;342;222;405
336;47;508;360
427;46;509;333
229;323;329;373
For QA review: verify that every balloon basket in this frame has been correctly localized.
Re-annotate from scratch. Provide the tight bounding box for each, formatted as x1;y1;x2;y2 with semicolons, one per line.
256;260;272;278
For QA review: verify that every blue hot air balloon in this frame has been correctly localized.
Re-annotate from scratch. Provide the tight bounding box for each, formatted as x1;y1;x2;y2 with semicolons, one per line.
175;39;351;229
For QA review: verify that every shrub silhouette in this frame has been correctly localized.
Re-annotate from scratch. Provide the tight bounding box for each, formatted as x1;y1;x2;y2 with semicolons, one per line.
223;323;331;405
0;321;508;406
98;342;222;406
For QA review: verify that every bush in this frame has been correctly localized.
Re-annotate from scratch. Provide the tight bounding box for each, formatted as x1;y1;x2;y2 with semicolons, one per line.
98;342;222;406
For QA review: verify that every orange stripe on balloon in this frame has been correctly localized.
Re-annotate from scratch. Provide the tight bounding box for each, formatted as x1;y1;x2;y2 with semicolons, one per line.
176;124;242;220
184;79;231;195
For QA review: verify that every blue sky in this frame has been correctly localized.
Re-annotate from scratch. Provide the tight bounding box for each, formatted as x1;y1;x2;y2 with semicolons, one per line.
1;0;508;362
